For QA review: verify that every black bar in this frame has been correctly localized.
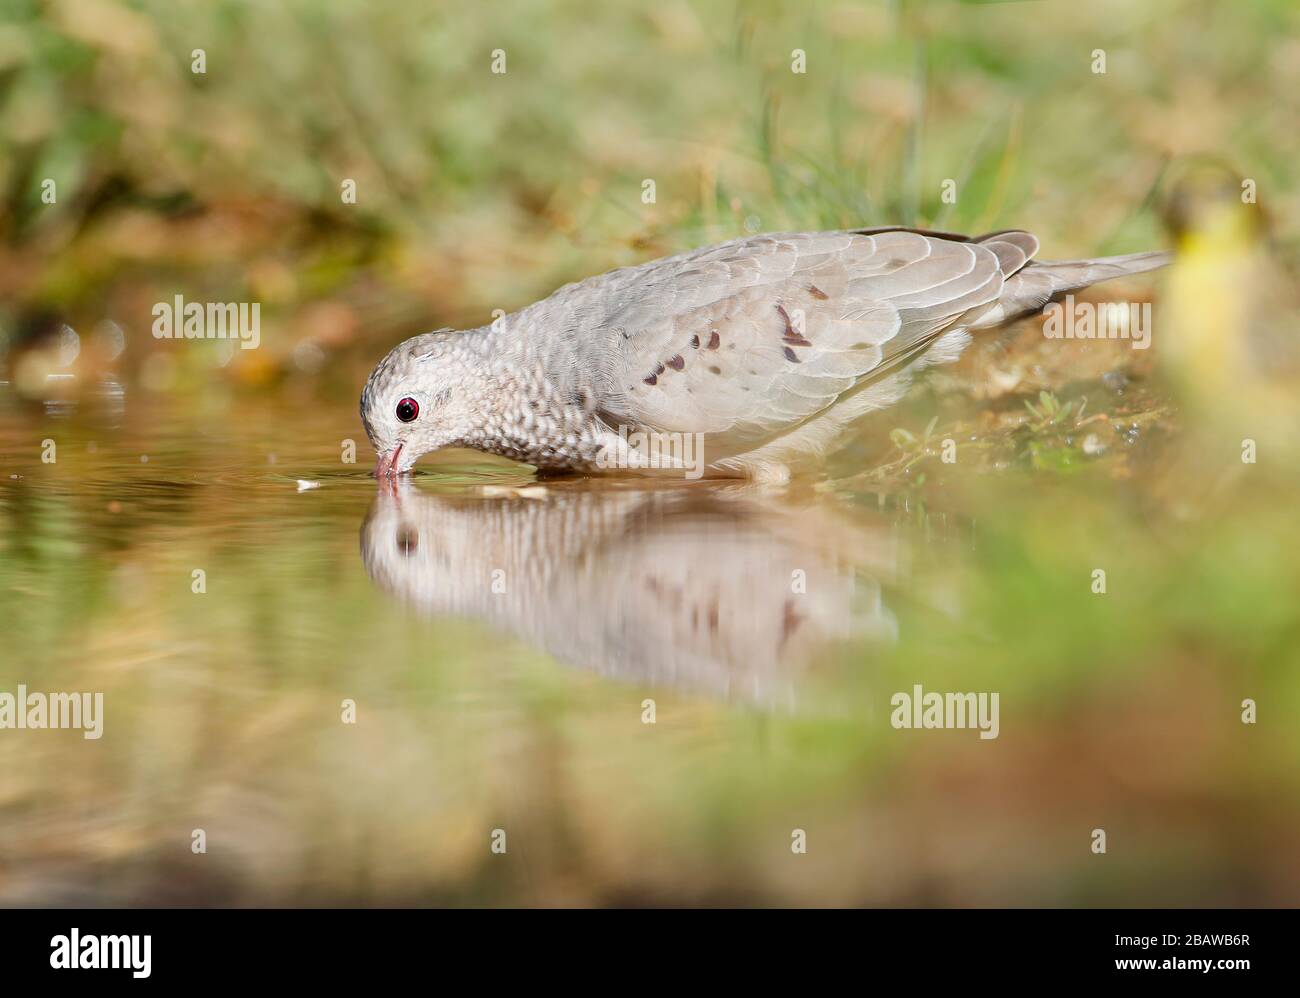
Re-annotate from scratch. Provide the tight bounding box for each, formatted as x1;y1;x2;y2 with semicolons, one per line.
0;908;1285;984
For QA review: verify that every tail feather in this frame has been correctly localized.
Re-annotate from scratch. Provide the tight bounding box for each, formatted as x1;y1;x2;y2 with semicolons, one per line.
987;250;1172;325
1036;250;1173;284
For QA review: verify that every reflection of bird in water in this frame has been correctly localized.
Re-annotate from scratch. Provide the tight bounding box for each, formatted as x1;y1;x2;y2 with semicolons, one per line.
360;482;897;705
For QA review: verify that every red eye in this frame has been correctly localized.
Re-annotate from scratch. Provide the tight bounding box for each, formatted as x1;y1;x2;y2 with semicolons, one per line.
395;397;419;422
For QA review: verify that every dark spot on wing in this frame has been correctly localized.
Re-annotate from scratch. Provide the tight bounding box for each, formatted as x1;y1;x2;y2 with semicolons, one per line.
776;303;812;347
690;334;700;349
666;354;685;371
808;284;829;300
707;330;720;350
784;346;801;363
640;363;665;385
708;365;721;375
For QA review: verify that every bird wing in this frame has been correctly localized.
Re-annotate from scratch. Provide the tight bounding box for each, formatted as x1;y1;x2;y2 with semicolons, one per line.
584;229;1026;441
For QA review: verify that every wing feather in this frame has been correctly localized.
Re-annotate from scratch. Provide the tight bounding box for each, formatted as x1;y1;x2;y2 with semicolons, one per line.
552;230;1007;443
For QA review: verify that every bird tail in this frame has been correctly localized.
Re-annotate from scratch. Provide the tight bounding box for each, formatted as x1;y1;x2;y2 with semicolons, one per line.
1031;250;1173;286
991;250;1173;324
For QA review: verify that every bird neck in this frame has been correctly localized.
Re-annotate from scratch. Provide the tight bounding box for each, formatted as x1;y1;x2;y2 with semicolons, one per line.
439;319;601;468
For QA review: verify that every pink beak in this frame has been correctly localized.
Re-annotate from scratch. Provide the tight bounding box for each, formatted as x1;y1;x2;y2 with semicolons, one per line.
373;443;404;479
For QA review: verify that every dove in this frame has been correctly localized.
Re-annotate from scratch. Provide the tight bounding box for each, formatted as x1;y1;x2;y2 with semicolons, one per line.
361;227;1170;481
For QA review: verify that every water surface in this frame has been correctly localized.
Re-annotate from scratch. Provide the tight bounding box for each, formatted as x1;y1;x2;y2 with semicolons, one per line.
1;377;1297;906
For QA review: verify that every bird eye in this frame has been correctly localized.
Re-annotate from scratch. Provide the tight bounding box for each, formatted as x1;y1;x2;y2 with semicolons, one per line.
395;526;418;555
395;397;419;422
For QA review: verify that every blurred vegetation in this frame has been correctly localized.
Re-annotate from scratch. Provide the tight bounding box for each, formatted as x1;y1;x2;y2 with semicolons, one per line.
1;0;1299;905
1;0;1296;388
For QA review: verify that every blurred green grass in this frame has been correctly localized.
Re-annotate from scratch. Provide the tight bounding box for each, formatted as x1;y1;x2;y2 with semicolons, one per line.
2;0;1296;380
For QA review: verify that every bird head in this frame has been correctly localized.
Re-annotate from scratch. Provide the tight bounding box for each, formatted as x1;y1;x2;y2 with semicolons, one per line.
1160;159;1265;251
359;330;477;478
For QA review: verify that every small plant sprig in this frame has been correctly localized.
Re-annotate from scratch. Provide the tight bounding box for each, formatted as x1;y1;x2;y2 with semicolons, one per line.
889;414;942;465
1022;390;1085;433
